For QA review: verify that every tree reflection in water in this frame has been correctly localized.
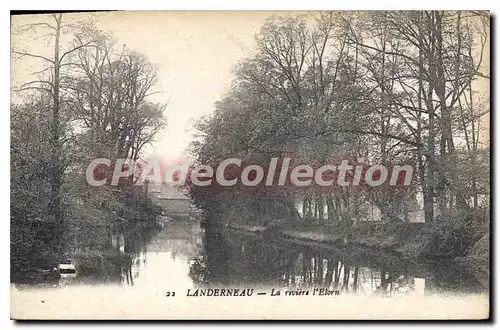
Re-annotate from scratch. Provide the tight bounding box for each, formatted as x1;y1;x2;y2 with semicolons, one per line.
82;222;485;297
189;228;487;297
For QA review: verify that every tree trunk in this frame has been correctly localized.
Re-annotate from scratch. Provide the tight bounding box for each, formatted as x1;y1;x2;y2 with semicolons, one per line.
318;197;325;224
326;196;335;223
50;14;63;227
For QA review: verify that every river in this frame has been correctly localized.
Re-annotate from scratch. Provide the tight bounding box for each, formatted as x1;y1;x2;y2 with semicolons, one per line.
10;221;489;319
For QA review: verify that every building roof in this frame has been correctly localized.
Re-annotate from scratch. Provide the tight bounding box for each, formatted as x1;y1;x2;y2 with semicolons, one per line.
158;186;190;200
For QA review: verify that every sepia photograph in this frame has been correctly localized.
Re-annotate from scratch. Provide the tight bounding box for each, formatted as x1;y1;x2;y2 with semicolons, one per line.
9;9;490;320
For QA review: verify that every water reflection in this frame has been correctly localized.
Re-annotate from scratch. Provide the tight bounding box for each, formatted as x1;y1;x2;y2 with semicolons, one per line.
189;229;487;297
121;222;202;292
13;222;487;299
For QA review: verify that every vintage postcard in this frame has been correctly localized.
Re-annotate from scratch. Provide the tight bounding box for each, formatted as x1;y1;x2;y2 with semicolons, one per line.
10;10;490;320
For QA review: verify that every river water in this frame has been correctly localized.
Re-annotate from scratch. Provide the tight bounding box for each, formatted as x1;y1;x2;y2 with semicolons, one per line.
10;221;489;319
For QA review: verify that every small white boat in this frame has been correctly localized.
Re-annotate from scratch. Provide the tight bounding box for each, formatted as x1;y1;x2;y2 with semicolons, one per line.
58;262;77;279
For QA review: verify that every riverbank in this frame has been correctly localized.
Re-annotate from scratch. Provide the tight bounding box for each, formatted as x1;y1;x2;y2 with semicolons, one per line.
226;217;489;279
228;222;423;257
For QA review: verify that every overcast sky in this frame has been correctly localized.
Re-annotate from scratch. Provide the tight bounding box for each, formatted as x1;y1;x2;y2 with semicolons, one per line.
11;11;289;162
11;11;490;164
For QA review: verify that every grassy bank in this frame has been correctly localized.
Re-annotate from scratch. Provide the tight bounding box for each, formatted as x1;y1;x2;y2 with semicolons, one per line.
227;208;489;272
74;250;132;279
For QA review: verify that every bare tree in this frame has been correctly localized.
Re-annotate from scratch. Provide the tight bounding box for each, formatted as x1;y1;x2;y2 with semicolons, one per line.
12;14;95;224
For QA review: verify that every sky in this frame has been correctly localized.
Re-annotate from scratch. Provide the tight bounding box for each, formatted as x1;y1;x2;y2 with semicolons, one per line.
11;11;490;164
95;11;275;162
11;11;290;162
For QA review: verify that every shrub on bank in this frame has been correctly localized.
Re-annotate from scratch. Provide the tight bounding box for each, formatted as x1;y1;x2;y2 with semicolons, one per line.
418;208;488;260
75;251;132;278
456;232;489;288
